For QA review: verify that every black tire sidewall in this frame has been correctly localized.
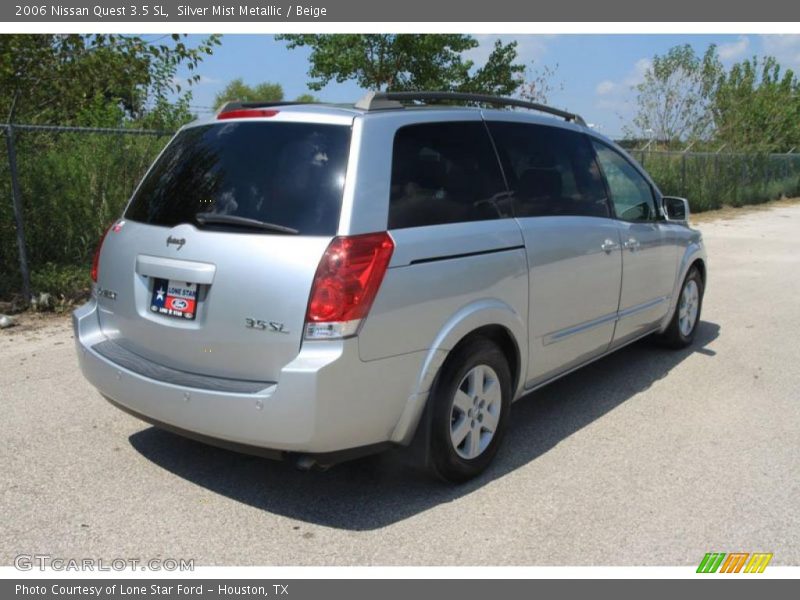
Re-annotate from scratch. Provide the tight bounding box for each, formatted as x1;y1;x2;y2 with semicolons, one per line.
428;338;512;482
672;268;704;344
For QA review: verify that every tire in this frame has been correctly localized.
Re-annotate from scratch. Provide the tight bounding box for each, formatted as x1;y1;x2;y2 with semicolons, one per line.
657;266;704;349
427;337;512;483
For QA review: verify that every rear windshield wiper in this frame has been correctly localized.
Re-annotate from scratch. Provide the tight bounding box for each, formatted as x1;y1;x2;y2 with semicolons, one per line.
194;213;299;235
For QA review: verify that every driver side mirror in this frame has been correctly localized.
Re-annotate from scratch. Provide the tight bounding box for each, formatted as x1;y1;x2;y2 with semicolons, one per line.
662;196;690;223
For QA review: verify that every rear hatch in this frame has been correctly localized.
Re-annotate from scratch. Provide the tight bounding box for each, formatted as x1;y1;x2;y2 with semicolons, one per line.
94;116;352;383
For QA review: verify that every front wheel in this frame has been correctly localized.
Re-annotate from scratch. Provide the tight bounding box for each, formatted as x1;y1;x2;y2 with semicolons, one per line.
657;266;704;348
427;338;512;483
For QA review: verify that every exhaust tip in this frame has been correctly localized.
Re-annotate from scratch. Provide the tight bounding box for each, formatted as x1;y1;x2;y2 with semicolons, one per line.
294;455;333;472
294;455;316;471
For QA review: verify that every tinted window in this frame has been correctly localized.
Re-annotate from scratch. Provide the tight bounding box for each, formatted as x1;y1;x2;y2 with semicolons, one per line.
592;141;657;222
126;122;351;235
389;122;509;229
488;122;610;218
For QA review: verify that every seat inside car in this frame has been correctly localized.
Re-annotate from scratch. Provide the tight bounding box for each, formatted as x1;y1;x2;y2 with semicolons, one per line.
516;167;564;216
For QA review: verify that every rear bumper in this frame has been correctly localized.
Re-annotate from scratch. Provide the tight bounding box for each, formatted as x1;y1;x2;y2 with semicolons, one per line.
73;299;424;455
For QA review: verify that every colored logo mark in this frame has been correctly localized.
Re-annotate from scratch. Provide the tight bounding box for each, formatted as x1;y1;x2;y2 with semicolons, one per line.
697;552;773;573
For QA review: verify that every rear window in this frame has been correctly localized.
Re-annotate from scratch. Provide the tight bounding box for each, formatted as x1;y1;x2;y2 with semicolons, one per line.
125;121;351;235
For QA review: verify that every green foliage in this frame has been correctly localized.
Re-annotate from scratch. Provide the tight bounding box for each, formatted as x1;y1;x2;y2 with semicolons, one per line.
0;34;221;128
30;263;92;305
212;80;321;109
634;151;800;212
0;129;173;300
630;44;722;143
713;56;800;152
0;34;221;300
630;44;800;152
0;261;92;308
276;34;525;95
213;78;284;109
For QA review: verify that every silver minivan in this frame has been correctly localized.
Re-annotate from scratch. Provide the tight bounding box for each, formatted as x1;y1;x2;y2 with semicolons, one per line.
74;91;706;481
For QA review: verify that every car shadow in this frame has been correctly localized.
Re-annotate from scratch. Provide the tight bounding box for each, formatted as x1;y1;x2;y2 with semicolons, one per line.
129;320;720;531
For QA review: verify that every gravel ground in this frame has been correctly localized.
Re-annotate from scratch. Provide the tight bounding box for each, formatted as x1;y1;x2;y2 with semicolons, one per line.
1;203;798;566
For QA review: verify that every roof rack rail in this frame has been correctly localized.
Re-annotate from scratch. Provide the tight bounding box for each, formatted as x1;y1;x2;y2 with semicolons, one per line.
217;100;315;114
354;91;586;126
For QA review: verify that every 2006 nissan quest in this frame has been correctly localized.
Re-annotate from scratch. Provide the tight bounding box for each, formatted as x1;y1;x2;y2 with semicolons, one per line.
74;91;707;482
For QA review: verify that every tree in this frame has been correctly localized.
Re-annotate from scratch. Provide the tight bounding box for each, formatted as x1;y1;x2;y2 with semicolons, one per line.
213;78;284;108
0;34;222;302
275;34;524;96
630;44;722;145
713;56;800;152
213;80;322;108
294;93;319;103
518;62;562;104
0;34;221;129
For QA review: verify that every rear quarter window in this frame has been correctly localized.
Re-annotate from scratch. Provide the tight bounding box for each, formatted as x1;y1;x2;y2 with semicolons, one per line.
125;121;351;236
389;121;510;229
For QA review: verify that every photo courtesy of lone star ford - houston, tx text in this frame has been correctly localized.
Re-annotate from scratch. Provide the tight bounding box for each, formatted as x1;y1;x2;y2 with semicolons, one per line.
1;1;799;597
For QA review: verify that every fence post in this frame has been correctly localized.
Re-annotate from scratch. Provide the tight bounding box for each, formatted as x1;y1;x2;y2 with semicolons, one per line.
5;124;31;303
681;152;687;197
715;144;725;181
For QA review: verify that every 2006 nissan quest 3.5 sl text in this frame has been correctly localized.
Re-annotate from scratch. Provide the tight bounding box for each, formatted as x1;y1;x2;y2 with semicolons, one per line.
74;91;707;482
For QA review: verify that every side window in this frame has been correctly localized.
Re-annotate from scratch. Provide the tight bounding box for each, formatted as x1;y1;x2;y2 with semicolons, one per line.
592;141;658;222
487;122;610;218
389;122;509;229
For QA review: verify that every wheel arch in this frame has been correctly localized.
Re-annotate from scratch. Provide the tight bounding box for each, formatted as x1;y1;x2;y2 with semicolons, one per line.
448;324;522;397
389;299;527;445
690;257;706;285
660;240;708;333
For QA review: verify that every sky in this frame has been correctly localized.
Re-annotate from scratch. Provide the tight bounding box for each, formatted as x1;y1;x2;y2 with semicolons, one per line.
174;34;800;139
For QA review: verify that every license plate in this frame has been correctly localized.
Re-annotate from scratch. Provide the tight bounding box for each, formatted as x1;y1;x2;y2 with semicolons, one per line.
150;278;198;320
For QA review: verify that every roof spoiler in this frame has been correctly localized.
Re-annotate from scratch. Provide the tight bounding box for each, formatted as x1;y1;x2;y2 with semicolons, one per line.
216;100;316;115
354;91;586;126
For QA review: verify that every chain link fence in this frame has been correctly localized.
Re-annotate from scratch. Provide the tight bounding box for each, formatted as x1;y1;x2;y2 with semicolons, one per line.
1;124;173;302
2;125;800;301
631;149;800;212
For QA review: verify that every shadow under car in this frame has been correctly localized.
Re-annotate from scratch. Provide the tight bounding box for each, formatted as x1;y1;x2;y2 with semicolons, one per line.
128;320;720;531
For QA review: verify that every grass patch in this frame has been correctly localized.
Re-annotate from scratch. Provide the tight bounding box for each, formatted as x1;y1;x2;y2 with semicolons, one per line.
636;151;800;213
0;262;91;311
31;262;92;301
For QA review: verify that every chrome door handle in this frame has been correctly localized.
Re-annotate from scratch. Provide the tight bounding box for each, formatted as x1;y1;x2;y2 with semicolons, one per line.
623;238;641;251
601;239;619;253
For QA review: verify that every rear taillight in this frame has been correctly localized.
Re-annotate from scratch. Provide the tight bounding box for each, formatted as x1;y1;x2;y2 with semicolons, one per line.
90;223;114;283
304;232;394;340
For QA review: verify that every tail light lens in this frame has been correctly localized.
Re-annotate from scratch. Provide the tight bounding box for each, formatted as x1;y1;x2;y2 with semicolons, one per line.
90;223;115;283
304;232;394;340
217;109;279;120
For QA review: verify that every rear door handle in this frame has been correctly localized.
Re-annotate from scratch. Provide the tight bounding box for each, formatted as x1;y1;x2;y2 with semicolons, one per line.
623;237;641;251
601;239;619;253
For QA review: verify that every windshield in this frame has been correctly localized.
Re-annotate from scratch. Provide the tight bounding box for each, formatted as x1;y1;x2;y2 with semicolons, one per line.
125;121;351;235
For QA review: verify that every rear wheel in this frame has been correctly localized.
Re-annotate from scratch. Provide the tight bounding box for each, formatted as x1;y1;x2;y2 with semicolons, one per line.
428;338;511;483
657;266;704;348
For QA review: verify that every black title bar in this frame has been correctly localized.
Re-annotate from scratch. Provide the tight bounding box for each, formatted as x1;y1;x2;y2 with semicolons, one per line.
3;0;799;22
